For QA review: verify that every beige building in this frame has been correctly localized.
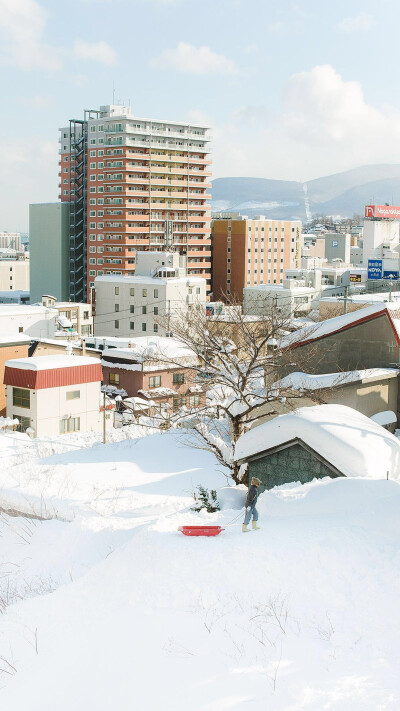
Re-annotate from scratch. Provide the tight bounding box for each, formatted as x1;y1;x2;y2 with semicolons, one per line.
0;259;29;291
41;296;93;337
212;214;301;303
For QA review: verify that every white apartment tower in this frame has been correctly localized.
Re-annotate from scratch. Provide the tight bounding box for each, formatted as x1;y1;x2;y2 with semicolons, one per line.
59;105;212;303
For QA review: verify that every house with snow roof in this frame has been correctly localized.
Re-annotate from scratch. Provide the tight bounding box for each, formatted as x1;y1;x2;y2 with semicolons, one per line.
235;404;400;490
254;368;399;431
3;355;114;437
100;336;206;414
286;303;400;374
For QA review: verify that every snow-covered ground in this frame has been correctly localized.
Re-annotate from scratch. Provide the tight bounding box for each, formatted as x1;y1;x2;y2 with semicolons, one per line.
1;427;400;709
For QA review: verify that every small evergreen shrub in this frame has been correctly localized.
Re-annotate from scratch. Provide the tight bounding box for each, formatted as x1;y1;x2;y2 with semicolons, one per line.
191;485;220;513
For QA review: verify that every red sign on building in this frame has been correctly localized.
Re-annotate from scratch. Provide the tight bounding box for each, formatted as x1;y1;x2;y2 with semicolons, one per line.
365;205;400;219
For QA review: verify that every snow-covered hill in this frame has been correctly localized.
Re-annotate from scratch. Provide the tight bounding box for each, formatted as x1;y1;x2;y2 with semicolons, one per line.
1;429;400;710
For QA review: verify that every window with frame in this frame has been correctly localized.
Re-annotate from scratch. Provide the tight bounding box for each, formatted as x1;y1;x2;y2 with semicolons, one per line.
173;373;185;384
66;390;80;400
142;305;147;314
115;304;119;312
109;373;120;385
60;417;80;434
130;305;134;313
149;375;161;388
13;414;30;432
130;322;135;330
154;306;158;315
13;387;30;409
115;287;119;295
173;395;186;410
154;289;158;298
130;288;135;296
189;394;200;407
142;289;147;298
115;320;119;329
142;323;146;332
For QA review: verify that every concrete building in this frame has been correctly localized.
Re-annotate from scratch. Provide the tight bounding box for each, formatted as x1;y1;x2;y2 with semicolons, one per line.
4;355;112;437
0;304;58;338
243;279;317;318
324;232;351;264
0;232;22;250
363;204;400;277
59;104;212;303
41;295;93;337
0;258;29;292
29;203;70;303
212;214;301;302
319;292;400;320
94;251;206;337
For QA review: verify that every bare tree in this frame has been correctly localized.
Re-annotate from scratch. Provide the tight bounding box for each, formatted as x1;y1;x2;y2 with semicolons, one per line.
143;297;326;484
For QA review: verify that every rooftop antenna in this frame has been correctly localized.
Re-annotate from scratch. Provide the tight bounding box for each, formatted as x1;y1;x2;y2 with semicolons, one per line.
112;81;115;104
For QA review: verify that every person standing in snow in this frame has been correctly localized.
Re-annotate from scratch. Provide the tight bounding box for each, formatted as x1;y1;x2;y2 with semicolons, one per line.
242;477;262;532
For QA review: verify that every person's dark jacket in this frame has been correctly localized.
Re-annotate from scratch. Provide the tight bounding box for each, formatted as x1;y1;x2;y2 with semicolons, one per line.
245;484;258;509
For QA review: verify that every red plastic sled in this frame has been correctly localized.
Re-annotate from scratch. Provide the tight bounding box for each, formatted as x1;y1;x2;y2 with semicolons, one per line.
178;525;224;537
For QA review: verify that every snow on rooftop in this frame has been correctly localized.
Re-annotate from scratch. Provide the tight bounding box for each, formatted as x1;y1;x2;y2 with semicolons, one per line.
102;337;196;362
5;355;101;371
278;369;399;391
235;404;400;479
285;303;394;346
0;334;31;344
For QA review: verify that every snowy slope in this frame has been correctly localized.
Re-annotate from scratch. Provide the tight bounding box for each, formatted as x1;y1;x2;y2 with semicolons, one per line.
1;429;400;709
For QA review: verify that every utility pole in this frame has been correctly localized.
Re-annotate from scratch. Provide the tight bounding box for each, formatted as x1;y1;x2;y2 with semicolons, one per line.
103;389;107;444
343;285;349;314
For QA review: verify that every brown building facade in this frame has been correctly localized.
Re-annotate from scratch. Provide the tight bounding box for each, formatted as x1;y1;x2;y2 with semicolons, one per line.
212;216;301;303
0;335;31;415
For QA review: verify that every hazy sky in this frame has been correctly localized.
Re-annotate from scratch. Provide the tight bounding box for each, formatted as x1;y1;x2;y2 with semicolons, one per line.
0;0;399;230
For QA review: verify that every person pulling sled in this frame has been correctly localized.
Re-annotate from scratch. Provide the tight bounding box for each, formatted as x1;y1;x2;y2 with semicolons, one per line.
242;477;262;532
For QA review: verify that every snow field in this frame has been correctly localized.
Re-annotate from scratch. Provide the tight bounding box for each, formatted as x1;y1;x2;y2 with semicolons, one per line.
0;430;400;709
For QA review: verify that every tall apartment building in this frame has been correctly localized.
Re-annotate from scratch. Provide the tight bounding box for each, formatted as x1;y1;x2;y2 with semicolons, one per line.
59;105;212;303
212;214;302;302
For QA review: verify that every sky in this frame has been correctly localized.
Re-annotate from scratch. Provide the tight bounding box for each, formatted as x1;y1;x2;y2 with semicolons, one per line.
1;0;400;231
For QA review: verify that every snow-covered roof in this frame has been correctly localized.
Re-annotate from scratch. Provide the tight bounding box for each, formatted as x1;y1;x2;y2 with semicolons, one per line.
5;355;101;371
102;337;196;363
94;275;205;285
138;387;176;399
0;304;57;316
235;404;400;479
277;369;399;391
285;303;400;347
0;334;31;345
370;410;397;426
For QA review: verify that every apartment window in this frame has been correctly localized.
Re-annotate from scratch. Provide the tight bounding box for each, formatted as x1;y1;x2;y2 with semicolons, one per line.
130;288;135;296
115;287;119;295
90;211;96;217
129;305;135;314
153;324;158;333
66;391;80;400
173;373;185;385
173;395;186;410
90;222;96;228
142;323;147;332
89;258;96;265
109;373;120;385
142;289;147;297
115;304;119;312
90;126;96;132
90;199;96;205
149;375;161;388
89;235;96;241
115;320;119;329
154;306;159;315
189;394;200;407
89;246;96;253
130;321;135;330
154;289;158;298
83;311;89;319
90;187;96;193
90;162;96;169
13;387;30;409
142;305;147;314
60;417;80;434
90;150;96;157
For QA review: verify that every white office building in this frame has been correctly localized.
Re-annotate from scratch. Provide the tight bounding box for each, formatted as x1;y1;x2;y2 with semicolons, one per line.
94;251;206;337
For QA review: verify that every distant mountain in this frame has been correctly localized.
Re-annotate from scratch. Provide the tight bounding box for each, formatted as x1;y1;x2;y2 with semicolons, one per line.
212;165;400;221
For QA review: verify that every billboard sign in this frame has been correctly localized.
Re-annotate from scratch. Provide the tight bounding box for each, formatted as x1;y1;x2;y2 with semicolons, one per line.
368;259;383;279
365;205;400;219
349;274;362;283
383;270;399;280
